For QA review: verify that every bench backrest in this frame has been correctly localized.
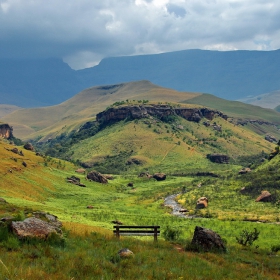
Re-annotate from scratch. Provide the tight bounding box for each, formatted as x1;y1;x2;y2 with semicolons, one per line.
113;225;160;241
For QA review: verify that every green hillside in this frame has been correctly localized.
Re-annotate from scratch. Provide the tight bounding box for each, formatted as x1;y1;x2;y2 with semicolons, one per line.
2;81;280;142
0;132;280;279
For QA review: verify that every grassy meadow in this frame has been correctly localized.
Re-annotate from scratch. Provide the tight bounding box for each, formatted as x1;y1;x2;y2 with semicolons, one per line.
0;138;280;279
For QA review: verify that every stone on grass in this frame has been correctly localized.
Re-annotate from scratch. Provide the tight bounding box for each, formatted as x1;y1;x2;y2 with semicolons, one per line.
11;217;62;239
118;248;134;258
87;171;108;184
191;226;226;252
255;191;272;202
196;197;208;209
153;173;166;181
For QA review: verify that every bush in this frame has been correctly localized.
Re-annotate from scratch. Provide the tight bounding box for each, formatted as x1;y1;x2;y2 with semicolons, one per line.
236;228;260;246
162;226;182;241
271;244;280;253
3;236;20;250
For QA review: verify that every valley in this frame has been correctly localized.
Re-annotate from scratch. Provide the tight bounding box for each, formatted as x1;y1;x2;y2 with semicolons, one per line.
0;82;279;279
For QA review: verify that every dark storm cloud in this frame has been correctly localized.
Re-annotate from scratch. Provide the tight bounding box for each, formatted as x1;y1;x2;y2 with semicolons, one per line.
0;0;280;69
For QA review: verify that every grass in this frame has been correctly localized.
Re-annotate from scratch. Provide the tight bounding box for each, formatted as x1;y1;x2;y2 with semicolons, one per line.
0;138;280;279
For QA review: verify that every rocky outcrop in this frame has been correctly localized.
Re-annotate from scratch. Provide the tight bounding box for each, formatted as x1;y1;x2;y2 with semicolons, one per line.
207;154;230;164
96;105;227;125
265;134;277;143
255;191;272;202
0;124;13;139
87;171;108;184
196;197;208;209
11;217;62;239
67;176;86;187
191;226;226;252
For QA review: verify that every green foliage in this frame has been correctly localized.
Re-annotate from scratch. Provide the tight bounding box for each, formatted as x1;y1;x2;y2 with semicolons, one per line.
236;228;260;246
3;236;20;251
271;244;280;253
0;224;9;242
162;225;182;241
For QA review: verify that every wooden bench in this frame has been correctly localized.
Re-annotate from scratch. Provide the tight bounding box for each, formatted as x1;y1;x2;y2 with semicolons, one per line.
113;225;160;241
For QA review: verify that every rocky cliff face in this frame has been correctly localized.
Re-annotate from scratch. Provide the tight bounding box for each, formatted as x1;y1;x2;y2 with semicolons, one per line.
0;123;13;139
96;105;227;124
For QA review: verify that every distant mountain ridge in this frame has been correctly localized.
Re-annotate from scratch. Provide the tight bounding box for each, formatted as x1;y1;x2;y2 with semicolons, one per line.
1;49;280;107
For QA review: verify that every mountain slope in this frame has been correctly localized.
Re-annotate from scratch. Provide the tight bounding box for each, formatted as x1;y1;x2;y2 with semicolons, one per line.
1;49;280;107
3;81;280;141
239;90;280;109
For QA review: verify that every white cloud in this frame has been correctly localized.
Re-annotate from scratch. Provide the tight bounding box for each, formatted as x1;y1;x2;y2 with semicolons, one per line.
0;0;279;69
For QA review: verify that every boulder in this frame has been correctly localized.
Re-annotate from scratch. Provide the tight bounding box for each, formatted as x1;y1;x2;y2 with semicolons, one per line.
207;154;229;164
239;168;252;174
127;182;134;187
22;161;27;167
87;171;108;184
138;172;152;178
103;174;114;180
11;217;62;239
118;248;134;258
32;212;62;228
153;173;166;181
67;176;86;187
196;197;208;209
191;226;226;252
75;168;86;174
255;191;272;202
265;134;277;143
23;142;34;151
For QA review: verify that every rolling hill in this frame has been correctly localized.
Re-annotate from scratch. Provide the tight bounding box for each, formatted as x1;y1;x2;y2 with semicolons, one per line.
2;81;280;142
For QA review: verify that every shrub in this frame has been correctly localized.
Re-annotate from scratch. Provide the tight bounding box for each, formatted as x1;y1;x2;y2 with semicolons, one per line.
271;244;280;253
236;228;260;246
162;226;182;241
3;236;20;250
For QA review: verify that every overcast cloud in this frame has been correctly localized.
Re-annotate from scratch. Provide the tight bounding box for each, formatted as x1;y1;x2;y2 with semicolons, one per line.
0;0;280;69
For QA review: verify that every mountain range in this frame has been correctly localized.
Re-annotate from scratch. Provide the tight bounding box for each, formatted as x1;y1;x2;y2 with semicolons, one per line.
1;49;280;107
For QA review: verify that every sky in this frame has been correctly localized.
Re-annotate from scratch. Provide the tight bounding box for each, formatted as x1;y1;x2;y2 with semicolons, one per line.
0;0;280;69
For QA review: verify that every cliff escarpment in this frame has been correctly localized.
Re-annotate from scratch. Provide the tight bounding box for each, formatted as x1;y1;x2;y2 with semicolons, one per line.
96;104;227;124
0;123;13;139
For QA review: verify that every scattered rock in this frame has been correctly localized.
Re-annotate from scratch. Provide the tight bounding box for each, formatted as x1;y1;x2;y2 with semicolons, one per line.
127;182;134;187
118;248;134;258
265;134;277;143
191;226;226;252
196;197;208;209
255;191;272;202
75;168;86;174
126;158;144;165
138;172;152;178
11;217;62;239
19;150;24;156
87;171;108;184
36;152;43;156
239;168;252;174
22;161;27;167
112;220;123;225
207;154;229;164
103;174;114;180
87;205;94;209
153;173;166;181
67;176;86;187
11;147;19;154
32;212;62;228
23;142;34;151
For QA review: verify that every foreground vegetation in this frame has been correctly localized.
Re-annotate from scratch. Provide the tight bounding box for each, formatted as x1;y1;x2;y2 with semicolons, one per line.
0;137;279;279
